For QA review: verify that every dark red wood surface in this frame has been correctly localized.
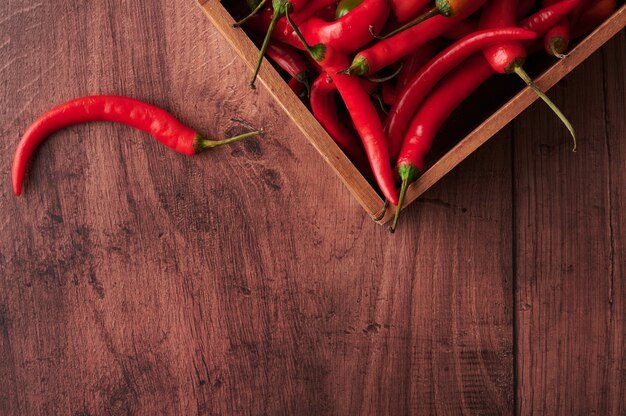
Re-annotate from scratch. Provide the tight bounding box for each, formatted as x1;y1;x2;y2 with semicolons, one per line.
0;1;623;415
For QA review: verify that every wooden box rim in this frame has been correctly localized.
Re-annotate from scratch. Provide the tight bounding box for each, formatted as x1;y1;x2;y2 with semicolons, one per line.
197;1;626;224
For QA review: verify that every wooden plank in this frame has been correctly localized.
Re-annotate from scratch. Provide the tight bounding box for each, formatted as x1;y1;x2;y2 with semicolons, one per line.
0;1;513;415
515;32;626;415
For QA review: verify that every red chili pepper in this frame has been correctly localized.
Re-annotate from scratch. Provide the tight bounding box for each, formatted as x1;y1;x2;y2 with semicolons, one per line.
287;11;399;205
12;96;262;196
544;18;571;58
520;0;581;37
310;74;373;176
390;55;495;232
301;0;390;54
266;40;312;94
539;0;584;57
385;27;537;161
480;0;577;149
392;0;431;22
342;0;487;76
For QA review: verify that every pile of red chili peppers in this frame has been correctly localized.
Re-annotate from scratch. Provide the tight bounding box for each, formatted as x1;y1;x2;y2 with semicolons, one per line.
229;0;619;231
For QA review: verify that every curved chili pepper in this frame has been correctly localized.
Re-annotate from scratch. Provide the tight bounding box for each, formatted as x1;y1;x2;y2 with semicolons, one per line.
373;0;486;40
480;0;577;149
342;0;486;76
266;40;312;94
310;74;372;176
12;96;262;196
390;55;495;232
287;11;399;205
385;27;537;161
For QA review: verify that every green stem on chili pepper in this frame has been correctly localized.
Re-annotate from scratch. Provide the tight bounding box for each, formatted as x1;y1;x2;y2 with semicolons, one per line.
12;95;263;196
364;62;404;83
513;65;577;151
370;0;478;40
249;0;293;88
390;164;420;233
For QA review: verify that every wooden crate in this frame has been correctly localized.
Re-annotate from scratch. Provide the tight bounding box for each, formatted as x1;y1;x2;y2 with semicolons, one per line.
197;1;626;224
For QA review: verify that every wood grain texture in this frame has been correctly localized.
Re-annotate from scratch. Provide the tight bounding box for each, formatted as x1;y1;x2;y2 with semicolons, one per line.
515;30;626;415
0;1;622;416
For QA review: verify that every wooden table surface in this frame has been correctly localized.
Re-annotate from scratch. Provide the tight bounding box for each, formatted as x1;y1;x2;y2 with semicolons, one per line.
0;2;624;415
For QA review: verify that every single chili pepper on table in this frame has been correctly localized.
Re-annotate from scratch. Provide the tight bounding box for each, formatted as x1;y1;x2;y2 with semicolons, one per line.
12;96;262;196
480;0;577;149
287;9;399;205
341;0;487;76
385;27;537;161
390;55;495;232
265;40;312;94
